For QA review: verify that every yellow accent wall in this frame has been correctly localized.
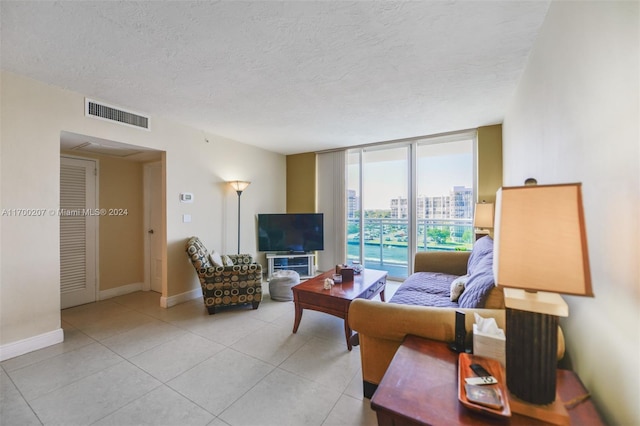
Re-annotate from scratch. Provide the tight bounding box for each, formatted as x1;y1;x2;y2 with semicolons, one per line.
477;124;503;203
286;153;316;213
98;157;145;290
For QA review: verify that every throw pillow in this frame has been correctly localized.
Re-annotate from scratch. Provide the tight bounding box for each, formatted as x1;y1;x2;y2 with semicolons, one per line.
458;268;496;308
467;235;493;275
208;250;224;267
450;275;468;302
222;255;235;266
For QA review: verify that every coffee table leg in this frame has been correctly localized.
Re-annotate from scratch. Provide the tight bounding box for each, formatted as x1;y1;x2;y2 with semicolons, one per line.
293;303;303;333
380;288;386;302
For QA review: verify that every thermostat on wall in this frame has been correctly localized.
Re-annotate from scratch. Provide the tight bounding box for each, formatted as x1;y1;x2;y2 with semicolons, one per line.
180;192;194;203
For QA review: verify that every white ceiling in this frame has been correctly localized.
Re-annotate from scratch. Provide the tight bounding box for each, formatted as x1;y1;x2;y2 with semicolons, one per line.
1;1;550;155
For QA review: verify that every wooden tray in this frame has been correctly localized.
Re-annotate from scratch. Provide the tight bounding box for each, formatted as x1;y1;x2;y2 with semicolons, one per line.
458;353;511;418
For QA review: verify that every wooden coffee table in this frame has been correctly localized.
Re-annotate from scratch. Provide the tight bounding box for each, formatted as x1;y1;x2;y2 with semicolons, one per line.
292;268;387;350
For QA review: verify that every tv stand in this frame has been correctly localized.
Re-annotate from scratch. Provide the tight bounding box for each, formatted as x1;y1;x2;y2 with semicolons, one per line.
266;252;315;279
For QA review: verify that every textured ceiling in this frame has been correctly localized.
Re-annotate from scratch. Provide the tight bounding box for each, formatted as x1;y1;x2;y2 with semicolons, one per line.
1;1;550;155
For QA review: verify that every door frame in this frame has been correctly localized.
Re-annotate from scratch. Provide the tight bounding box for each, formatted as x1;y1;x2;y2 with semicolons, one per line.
143;161;164;294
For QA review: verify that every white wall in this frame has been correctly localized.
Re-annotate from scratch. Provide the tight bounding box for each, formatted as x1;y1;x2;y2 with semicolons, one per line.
503;2;639;424
0;71;285;358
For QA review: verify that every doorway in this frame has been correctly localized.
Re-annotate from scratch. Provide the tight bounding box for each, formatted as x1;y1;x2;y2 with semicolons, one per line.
60;156;98;308
60;131;166;306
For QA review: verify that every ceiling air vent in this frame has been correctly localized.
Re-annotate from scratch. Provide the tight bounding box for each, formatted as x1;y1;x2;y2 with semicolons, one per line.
85;98;150;130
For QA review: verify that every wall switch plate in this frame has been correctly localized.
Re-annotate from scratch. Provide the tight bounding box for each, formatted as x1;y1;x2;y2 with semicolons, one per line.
183;214;191;223
180;192;194;203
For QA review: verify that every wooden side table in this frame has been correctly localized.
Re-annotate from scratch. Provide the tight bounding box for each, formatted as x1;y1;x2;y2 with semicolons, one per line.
370;335;604;426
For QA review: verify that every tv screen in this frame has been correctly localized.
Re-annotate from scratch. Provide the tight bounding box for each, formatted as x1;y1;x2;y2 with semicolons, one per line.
257;213;324;252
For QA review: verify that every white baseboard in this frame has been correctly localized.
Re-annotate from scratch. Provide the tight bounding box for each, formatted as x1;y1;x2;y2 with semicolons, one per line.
161;287;202;308
0;328;64;362
99;282;143;300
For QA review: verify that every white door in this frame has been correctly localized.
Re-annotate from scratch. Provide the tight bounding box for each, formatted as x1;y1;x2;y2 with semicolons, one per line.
60;156;98;308
144;162;163;293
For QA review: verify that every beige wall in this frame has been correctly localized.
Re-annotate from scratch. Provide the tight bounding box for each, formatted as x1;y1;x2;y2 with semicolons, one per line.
286;152;316;213
503;2;639;424
477;124;503;204
0;71;286;356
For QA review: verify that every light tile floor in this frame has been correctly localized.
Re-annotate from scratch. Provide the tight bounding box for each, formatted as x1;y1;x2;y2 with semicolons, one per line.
1;281;400;426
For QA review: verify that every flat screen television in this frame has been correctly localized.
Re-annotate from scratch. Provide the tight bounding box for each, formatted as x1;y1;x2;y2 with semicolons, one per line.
257;213;324;253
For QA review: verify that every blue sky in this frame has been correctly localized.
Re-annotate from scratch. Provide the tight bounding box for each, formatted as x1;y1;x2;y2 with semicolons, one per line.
348;144;473;210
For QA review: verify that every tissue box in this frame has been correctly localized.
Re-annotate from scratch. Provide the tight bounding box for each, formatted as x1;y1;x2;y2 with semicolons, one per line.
473;324;506;366
335;264;354;281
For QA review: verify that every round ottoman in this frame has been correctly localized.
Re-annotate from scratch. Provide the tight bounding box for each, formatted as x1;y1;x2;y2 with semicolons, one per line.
269;270;300;301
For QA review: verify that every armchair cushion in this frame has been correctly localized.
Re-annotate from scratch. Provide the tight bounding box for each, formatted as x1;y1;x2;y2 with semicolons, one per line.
209;250;224;267
186;236;212;270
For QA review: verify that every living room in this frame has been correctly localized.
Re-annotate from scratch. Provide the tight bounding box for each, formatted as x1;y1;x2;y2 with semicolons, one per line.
1;1;638;425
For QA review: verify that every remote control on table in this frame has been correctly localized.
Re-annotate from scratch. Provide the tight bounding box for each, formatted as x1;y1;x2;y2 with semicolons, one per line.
470;363;491;377
465;363;498;385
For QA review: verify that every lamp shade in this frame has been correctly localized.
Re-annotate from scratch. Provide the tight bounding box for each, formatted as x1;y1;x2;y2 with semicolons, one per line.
494;183;593;296
473;202;494;229
228;180;250;192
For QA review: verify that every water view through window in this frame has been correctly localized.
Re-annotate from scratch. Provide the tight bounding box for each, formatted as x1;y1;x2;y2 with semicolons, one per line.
347;135;475;279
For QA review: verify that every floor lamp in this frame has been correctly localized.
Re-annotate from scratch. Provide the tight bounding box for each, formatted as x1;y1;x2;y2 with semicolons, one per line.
494;183;593;425
228;180;250;254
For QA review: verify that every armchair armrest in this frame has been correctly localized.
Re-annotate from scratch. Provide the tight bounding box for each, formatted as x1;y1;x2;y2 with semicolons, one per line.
227;253;258;266
199;263;262;278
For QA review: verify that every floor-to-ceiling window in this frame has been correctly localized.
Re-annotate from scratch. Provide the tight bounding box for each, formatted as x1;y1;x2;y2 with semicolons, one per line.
347;131;476;279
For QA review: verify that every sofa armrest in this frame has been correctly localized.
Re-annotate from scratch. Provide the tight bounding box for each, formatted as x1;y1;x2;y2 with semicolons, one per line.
348;299;504;389
349;299;504;343
348;299;565;390
414;251;471;276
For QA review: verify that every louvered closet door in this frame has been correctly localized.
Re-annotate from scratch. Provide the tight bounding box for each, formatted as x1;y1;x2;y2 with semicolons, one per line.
60;156;97;309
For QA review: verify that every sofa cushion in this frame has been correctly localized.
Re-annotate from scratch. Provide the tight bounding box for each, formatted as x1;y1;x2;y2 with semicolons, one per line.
390;272;459;308
467;235;493;275
458;236;496;308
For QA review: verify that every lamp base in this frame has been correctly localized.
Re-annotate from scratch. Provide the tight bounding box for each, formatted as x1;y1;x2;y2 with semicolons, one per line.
509;391;569;426
506;308;559;403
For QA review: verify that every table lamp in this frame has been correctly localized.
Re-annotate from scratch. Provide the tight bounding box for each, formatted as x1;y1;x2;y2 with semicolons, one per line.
494;183;593;423
473;201;494;235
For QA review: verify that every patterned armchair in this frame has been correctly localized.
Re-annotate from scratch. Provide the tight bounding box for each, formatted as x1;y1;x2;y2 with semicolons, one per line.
185;236;263;314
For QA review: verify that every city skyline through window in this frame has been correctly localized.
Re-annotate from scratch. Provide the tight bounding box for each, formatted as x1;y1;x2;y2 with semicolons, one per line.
347;134;475;279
